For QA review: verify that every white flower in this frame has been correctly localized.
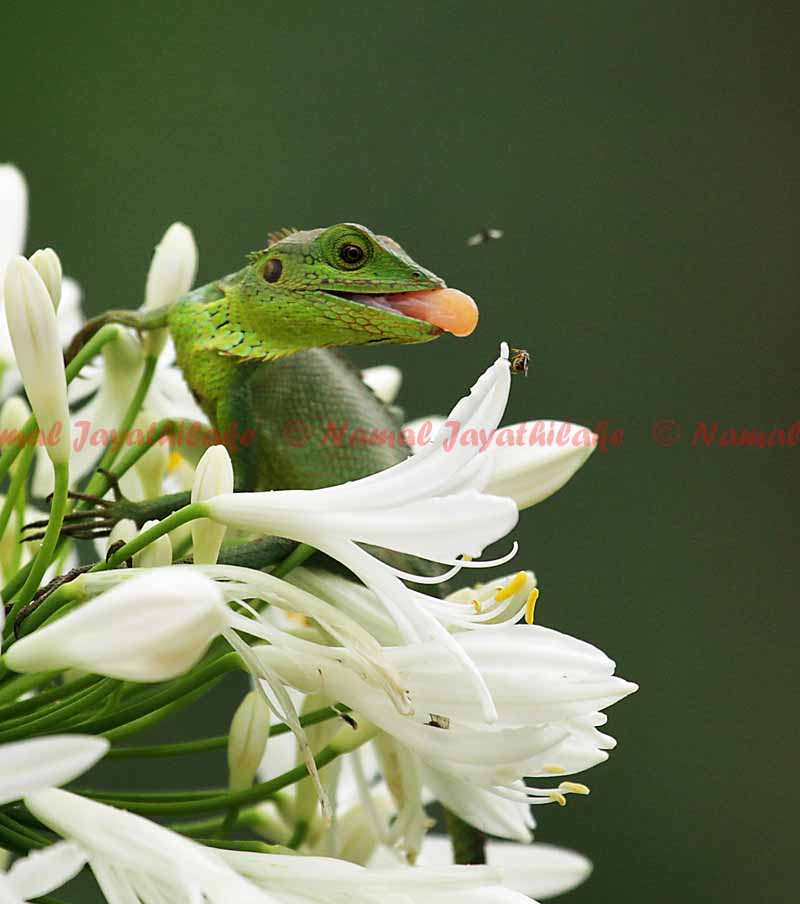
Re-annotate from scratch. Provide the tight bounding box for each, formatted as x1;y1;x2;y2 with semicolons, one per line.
3;255;70;464
5;569;229;681
0;735;109;806
0;165;83;399
26;789;279;904
253;623;636;841
412;835;592;900
142;221;198;357
405;416;597;511
205;346;519;722
0;842;86;904
228;690;270;791
192;444;234;564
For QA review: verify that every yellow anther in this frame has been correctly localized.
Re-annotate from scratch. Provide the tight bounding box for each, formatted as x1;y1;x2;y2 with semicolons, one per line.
559;781;590;796
543;763;567;775
495;571;527;602
472;599;482;614
167;451;184;473
462;554;472;562
548;791;567;807
525;588;540;625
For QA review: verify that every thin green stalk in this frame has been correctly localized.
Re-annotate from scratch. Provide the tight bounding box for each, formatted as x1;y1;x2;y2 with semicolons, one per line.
0;674;97;722
0;813;48;853
100;676;227;741
270;542;316;578
83;353;158;493
74;652;242;735
7;461;70;619
80;745;340;818
106;704;345;758
0;670;59;708
95;502;206;572
0;441;35;544
0;678;113;742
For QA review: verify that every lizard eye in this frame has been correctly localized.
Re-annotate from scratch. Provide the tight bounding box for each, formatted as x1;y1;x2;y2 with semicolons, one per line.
338;243;366;268
262;258;283;283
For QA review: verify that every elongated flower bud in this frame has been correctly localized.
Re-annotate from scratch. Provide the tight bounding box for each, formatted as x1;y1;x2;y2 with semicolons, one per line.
6;570;229;681
133;520;173;568
3;256;70;464
142;222;197;357
29;248;62;309
191;445;233;564
227;691;270;792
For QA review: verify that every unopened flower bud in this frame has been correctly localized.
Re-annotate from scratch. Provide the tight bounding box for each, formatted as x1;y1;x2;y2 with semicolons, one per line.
227;691;270;792
29;248;63;309
142;223;197;357
191;445;233;564
133;520;172;568
3;256;70;465
6;570;228;681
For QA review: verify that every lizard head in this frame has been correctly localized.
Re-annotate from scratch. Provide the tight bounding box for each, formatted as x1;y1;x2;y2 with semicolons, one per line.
229;223;478;356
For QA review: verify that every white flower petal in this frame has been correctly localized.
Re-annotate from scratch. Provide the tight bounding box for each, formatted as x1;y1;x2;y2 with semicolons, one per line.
7;842;86;899
418;836;592;900
487;420;596;510
0;735;108;805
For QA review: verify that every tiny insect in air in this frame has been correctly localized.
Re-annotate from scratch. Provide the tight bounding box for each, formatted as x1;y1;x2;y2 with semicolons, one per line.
510;347;530;376
466;227;504;246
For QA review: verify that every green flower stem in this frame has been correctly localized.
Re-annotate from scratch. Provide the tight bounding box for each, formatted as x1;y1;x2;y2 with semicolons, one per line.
6;461;70;622
74;652;242;736
0;670;59;708
83;353;158;494
0;674;100;724
0;678;113;743
270;542;316;578
96;502;207;572
0;325;120;486
82;745;341;818
0;813;49;853
100;675;227;741
106;704;346;758
0;442;35;543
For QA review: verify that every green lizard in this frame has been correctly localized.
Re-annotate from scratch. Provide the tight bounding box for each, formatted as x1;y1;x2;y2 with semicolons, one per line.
61;222;479;552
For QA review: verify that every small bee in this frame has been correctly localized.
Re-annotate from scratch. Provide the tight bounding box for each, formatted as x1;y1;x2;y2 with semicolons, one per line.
510;347;530;376
466;227;503;246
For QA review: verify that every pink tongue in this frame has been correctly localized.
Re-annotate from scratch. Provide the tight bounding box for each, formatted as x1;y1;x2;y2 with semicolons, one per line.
388;288;479;337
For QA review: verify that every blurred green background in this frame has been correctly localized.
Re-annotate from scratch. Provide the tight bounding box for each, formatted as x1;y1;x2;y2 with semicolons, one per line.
3;1;797;901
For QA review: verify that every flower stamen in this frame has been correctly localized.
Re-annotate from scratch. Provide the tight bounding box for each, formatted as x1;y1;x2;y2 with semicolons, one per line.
525;588;539;624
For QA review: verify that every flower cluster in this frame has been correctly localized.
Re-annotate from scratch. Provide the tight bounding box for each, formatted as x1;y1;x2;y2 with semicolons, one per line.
0;163;636;903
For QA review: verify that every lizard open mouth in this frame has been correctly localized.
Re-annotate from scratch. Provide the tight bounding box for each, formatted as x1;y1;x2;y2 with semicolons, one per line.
330;287;479;337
